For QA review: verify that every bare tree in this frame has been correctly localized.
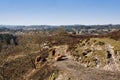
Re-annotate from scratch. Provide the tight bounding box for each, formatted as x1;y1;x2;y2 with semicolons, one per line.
27;53;36;69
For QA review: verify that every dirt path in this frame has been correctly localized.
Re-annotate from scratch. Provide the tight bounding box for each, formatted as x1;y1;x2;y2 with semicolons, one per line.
53;45;120;80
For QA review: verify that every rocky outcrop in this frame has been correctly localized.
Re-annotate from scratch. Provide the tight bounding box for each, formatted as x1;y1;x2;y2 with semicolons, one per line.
73;38;120;71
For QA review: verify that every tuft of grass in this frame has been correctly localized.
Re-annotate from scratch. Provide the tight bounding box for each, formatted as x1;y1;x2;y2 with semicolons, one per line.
48;70;60;80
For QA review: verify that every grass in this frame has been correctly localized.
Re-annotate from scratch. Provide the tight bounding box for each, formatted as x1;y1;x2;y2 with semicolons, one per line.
73;37;120;68
48;70;62;80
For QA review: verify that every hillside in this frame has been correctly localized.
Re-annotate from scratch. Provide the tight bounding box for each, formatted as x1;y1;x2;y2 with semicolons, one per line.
0;30;120;80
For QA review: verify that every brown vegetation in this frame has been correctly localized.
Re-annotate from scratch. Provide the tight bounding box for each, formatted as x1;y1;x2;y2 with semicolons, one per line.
109;30;120;40
0;28;120;80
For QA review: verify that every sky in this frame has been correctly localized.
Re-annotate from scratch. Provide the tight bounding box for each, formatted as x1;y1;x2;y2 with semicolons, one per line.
0;0;120;25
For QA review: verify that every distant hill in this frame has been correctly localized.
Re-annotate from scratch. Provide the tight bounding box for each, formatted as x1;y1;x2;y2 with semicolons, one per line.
0;24;120;32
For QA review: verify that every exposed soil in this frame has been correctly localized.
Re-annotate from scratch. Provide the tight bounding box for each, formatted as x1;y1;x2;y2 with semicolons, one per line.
53;45;120;80
54;56;120;80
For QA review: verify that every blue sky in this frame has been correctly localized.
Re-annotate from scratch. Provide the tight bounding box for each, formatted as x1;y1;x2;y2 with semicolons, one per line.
0;0;120;25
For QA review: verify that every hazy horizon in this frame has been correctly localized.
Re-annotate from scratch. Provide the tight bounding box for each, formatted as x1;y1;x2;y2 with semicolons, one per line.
0;24;120;26
0;0;120;25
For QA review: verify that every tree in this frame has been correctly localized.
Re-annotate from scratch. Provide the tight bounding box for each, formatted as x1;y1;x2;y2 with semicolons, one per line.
52;27;68;36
